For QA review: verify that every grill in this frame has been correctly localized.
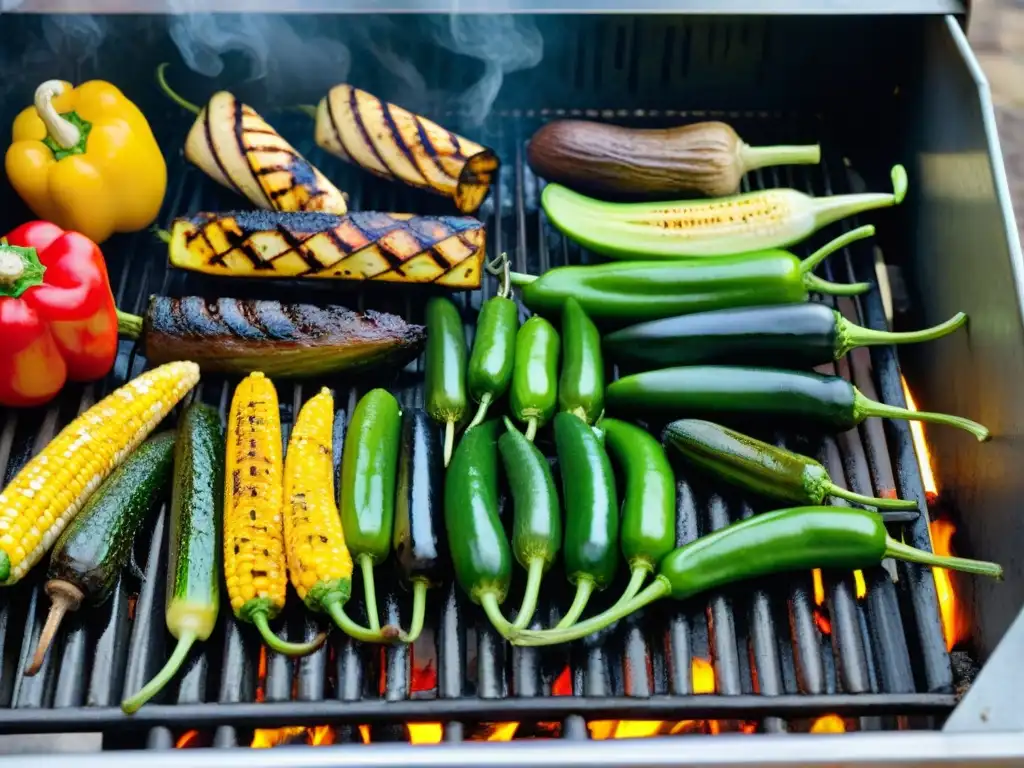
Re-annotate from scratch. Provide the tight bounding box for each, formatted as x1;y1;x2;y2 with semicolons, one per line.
0;3;1022;765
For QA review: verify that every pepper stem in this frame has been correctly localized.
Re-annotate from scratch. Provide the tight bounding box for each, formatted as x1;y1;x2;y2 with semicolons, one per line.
509;271;538;287
807;165;908;231
803;273;872;297
467;393;493;430
852;389;991;442
402;579;429;645
512;577;672;647
800;225;876;274
34;80;80;149
358;554;381;632
555;577;595;630
738;143;821;172
156;63;202;115
512;557;545;631
886;537;1003;579
834;312;968;359
0;244;45;298
121;631;197;714
524;418;538;443
480;591;515;639
826;483;919;511
609;565;650;612
322;593;399;644
117;309;144;339
26;580;84;677
443;420;456;467
250;609;327;657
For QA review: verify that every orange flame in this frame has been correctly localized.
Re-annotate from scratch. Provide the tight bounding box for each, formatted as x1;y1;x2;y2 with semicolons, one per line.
930;519;969;651
900;377;939;500
174;730;200;749
810;714;847;733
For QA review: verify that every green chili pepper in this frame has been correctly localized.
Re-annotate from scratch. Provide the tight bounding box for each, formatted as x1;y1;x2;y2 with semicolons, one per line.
663;419;919;510
338;388;402;633
509;226;874;326
512;505;1003;646
558;298;604;424
444;420;514;638
425;297;468;466
511;316;560;441
498;418;561;631
601;419;676;608
553;411;618;629
606;366;990;441
468;257;519;429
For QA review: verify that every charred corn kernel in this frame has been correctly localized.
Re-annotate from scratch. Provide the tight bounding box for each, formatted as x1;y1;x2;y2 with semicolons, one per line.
0;361;200;585
224;373;324;657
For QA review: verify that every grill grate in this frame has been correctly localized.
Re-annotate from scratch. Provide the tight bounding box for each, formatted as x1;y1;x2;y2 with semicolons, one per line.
0;106;953;749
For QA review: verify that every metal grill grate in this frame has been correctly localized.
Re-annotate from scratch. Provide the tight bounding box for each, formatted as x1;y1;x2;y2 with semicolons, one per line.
0;107;954;749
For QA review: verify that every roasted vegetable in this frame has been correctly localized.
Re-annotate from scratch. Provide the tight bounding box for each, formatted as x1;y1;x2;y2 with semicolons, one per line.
542;165;907;260
511;226;874;325
425;297;468;466
122;403;224;714
527;119;820;199
467;258;519;429
607;366;991;441
314;84;498;214
158;64;347;214
0;361;200;586
604;304;969;370
168;210;486;288
513;506;1003;646
26;432;175;676
558;298;604;424
117;297;425;378
511;316;560;441
225;373;325;657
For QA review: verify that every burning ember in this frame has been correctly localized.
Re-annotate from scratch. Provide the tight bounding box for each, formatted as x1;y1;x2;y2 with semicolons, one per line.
809;715;848;733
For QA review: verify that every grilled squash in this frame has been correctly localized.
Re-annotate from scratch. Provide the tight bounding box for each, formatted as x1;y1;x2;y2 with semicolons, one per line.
168;210;486;288
314;85;498;214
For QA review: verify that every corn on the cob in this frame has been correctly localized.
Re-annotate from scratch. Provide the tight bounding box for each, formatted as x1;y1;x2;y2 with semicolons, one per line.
315;85;498;214
283;388;398;643
169;210;486;288
225;373;324;657
0;361;200;585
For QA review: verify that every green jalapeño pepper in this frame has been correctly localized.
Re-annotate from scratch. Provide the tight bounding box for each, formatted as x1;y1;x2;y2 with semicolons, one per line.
553;412;618;629
663;419;919;511
425;297;468;466
511;316;560;441
468;256;519;429
607;366;991;442
602;419;676;608
444;420;514;638
559;298;604;424
499;418;561;630
513;506;1003;646
509;226;874;325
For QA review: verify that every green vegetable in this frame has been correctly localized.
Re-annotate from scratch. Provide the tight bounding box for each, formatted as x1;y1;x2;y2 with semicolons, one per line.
513;506;1002;647
122;403;224;713
510;226;875;326
425;297;468;466
558;298;604;424
338;388;402;634
498;418;561;631
663;419;919;510
468;257;519;429
510;316;561;441
606;366;990;441
26;432;176;677
553;412;618;629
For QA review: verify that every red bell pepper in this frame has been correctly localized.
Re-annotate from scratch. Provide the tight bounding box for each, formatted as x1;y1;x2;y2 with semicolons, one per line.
0;221;118;407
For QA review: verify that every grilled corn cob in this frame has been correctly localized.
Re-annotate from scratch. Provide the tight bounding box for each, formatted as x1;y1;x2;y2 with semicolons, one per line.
283;388;398;643
0;361;200;585
542;165;909;260
169;211;486;288
315;85;498;214
225;373;325;656
158;65;347;214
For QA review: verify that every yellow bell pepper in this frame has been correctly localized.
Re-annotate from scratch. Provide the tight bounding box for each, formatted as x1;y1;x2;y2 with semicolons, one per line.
5;80;167;244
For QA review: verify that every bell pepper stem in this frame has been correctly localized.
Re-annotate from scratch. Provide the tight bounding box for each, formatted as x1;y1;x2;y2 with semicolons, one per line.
834;312;968;359
480;591;515;639
800;225;876;274
468;393;493;430
803;273;872;297
117;309;144;339
443;420;456;467
250;609;327;657
807;165;908;231
402;579;429;644
827;483;919;511
26;580;83;677
156;63;202;116
524;418;538;443
34;80;81;149
852;389;991;442
509;271;537;287
511;557;545;631
555;577;595;629
358;554;381;632
121;631;197;714
885;537;1003;579
609;566;650;612
322;593;399;644
739;143;821;171
512;577;672;647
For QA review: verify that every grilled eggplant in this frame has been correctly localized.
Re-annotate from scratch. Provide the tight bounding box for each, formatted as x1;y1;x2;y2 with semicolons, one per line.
169;210;486;289
116;297;426;378
314;85;498;214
